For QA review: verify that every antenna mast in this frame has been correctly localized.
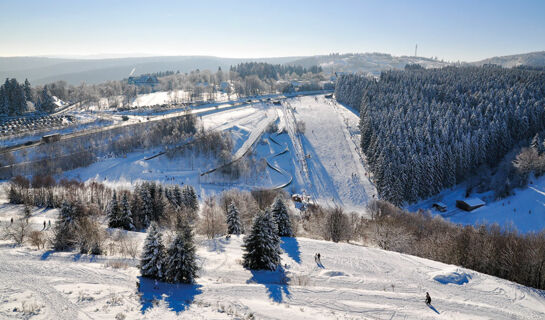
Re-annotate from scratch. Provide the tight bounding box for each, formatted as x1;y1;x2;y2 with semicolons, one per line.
414;44;418;57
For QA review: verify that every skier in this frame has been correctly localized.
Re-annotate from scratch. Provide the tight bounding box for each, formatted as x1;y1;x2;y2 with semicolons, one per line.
43;221;46;230
425;292;431;305
48;220;51;228
10;217;13;225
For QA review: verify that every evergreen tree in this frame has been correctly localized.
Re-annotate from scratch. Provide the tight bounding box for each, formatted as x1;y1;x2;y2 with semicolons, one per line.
270;197;293;237
226;201;243;235
107;191;121;228
164;220;198;283
182;185;198;211
173;185;183;208
139;186;153;228
119;193;135;230
53;201;76;251
38;86;56;113
242;210;281;270
140;222;166;279
23;79;32;102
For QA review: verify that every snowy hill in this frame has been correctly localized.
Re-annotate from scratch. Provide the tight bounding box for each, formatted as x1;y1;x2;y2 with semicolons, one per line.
472;51;545;68
410;174;545;234
0;210;544;320
290;53;450;76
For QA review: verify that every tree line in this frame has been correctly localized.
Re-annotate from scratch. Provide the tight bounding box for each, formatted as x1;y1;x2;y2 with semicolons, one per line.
335;65;545;204
0;78;56;116
6;175;545;291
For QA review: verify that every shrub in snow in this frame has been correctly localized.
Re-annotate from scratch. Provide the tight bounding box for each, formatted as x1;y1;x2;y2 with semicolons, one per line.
164;221;198;284
243;210;281;271
226;201;243;235
140;222;166;279
270;196;293;237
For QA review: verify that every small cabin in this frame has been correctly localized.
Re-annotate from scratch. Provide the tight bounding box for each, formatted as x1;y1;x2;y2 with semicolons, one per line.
42;133;61;143
456;198;485;212
432;202;447;212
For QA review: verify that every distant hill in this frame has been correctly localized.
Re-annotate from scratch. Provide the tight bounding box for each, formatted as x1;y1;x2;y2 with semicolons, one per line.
472;51;545;68
289;53;450;76
2;51;544;85
0;56;301;85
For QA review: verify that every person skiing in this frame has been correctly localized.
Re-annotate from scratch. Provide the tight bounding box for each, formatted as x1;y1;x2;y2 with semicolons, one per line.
43;220;46;230
48;220;51;228
425;292;431;305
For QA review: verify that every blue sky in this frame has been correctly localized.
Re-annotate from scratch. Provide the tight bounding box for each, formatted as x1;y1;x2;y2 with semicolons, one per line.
1;0;544;61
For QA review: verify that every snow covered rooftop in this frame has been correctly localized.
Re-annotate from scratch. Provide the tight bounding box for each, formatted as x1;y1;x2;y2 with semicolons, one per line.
462;198;485;207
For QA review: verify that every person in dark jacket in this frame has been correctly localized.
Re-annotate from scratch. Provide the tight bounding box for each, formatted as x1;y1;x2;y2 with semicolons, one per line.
425;292;431;305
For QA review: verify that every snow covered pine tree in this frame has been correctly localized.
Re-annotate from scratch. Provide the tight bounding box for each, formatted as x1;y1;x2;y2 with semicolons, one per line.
242;210;281;270
140;222;166;279
107;191;121;228
270;196;293;237
226;201;243;235
164;220;198;283
118;193;135;231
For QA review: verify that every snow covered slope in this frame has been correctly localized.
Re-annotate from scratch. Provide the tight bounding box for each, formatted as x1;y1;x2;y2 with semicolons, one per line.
410;174;545;234
286;96;376;211
61;95;376;211
1;224;544;319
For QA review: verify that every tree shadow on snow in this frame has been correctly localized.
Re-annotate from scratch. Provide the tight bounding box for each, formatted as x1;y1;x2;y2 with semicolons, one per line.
280;237;301;264
138;277;202;313
428;304;440;314
247;268;291;303
299;136;342;202
40;250;55;260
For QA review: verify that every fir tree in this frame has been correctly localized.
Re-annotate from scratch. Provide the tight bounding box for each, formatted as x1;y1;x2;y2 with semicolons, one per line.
53;201;76;251
164;220;198;283
226;201;243;235
173;185;183;208
107;191;121;228
119;193;135;230
140;222;166;279
38;86;55;113
182;185;198;211
242;210;281;271
23;79;32;102
270;197;293;237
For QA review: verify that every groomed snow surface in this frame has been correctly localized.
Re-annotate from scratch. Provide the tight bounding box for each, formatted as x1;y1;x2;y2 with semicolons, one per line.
1;203;544;319
62;95;376;212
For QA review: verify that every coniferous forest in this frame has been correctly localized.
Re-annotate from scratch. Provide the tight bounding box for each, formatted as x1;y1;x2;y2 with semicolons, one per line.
335;65;545;204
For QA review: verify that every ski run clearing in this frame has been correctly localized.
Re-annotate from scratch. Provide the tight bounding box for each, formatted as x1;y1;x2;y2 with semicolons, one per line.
62;95;376;212
1;203;545;319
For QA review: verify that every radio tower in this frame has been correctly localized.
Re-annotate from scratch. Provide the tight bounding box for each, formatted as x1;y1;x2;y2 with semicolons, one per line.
414;44;418;57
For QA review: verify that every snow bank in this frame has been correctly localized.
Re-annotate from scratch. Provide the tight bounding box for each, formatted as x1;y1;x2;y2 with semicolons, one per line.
432;268;472;285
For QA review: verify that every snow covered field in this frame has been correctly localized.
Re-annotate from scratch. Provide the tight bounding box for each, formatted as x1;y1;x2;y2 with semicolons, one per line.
1;202;544;319
409;174;545;234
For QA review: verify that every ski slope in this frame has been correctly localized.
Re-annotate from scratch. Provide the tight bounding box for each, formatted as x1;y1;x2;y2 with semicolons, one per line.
60;95;375;211
0;207;543;319
286;96;376;211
